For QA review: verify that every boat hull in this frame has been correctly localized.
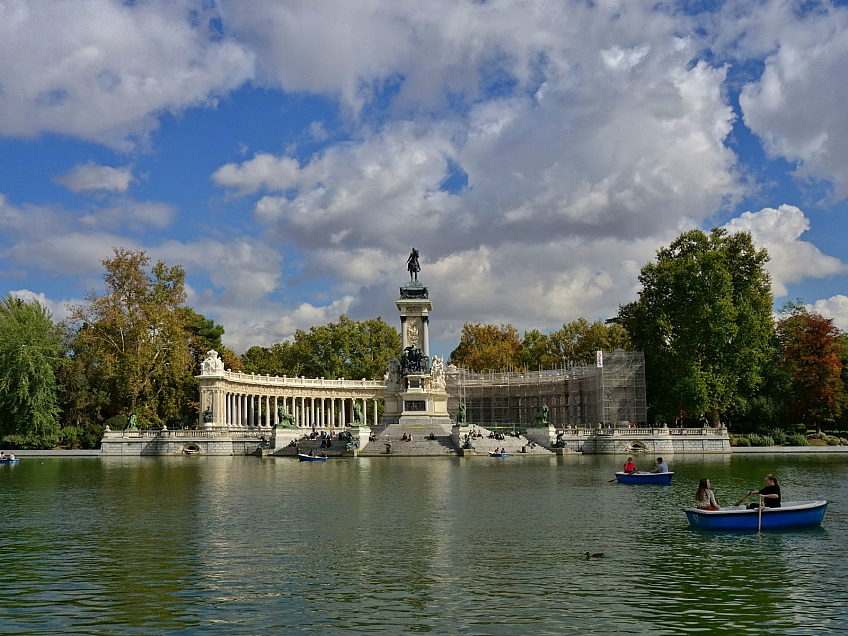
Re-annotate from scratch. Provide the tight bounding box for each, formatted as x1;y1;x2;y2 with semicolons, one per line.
488;452;510;458
685;500;827;531
615;471;673;485
298;454;327;462
0;458;19;464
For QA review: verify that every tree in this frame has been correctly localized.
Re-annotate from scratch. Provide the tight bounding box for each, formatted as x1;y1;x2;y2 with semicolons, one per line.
619;228;774;426
548;319;632;368
242;316;401;380
777;304;845;434
450;323;522;372
0;295;64;448
68;248;195;428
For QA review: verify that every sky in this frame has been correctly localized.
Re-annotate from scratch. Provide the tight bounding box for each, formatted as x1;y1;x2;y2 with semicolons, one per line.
2;0;848;359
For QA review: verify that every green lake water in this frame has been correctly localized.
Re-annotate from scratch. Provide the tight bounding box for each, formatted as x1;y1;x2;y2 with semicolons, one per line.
1;454;847;635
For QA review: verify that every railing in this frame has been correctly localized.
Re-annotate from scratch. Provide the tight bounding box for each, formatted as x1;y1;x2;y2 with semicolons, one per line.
553;426;727;437
103;427;260;439
202;370;386;390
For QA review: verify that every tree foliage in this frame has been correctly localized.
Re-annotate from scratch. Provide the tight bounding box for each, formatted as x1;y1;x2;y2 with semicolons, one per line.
619;228;774;426
777;304;845;434
0;295;64;448
242;316;401;380
68;248;195;428
450;323;523;372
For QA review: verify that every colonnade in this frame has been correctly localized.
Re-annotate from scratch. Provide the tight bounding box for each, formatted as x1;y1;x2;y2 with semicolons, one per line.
222;393;380;429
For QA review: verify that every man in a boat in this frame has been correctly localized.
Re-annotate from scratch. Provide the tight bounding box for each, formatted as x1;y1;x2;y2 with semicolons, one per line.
743;474;781;509
652;457;669;473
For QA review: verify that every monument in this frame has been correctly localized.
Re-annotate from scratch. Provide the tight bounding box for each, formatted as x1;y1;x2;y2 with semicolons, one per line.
381;249;453;436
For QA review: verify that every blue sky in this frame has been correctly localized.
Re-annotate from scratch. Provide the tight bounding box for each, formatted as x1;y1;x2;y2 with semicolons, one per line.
2;0;847;359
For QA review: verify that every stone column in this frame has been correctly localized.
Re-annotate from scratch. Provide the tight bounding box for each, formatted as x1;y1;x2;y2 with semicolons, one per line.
363;397;367;424
422;315;430;357
400;315;408;349
248;395;254;427
373;399;378;427
331;397;336;428
265;395;270;427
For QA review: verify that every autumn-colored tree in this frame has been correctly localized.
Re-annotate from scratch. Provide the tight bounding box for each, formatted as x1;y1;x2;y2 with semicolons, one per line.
450;323;522;372
777;304;845;434
69;248;195;428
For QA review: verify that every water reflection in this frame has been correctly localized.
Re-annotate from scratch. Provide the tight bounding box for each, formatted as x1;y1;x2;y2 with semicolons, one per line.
1;454;847;634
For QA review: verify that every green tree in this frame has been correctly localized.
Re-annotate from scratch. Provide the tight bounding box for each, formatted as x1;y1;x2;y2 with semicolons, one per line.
0;295;64;448
242;316;401;380
619;228;774;426
548;319;632;368
68;248;195;428
450;323;522;372
777;304;845;434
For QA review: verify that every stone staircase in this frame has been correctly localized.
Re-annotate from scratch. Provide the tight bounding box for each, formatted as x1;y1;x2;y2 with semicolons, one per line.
359;423;458;456
461;426;554;455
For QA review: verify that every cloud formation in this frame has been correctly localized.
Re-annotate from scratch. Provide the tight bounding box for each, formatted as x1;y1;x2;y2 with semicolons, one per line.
54;162;135;194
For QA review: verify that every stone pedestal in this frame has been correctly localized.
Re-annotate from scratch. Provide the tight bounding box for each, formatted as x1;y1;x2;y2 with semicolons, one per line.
525;425;557;448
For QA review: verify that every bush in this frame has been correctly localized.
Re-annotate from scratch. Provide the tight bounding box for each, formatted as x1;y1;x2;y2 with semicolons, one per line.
748;433;774;447
827;435;840;446
769;429;787;445
733;435;751;447
786;433;808;446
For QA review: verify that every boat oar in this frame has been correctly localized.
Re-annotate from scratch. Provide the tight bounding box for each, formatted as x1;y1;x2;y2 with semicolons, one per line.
758;495;764;533
733;492;751;507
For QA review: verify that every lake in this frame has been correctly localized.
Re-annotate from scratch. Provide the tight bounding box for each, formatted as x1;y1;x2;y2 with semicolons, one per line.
1;454;847;635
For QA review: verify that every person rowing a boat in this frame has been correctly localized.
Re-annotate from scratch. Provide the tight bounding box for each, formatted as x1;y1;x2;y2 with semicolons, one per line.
740;474;781;509
695;478;720;511
623;457;636;473
651;457;669;473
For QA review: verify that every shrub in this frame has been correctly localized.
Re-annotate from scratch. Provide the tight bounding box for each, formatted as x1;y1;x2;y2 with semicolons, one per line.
786;433;808;446
769;429;787;445
826;435;840;446
748;433;774;447
733;435;751;447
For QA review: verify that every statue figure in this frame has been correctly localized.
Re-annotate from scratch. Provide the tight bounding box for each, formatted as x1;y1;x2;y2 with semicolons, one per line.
125;414;138;431
401;345;429;375
385;356;402;390
430;355;445;390
407;247;421;282
532;405;550;426
201;350;225;375
351;402;364;427
457;403;467;425
276;406;296;428
202;407;214;424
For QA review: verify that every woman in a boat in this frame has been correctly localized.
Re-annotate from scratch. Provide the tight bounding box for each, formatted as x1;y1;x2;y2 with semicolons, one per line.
695;478;720;511
744;474;781;509
623;457;636;473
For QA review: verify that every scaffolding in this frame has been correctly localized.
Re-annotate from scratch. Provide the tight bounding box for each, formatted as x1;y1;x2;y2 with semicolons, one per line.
445;350;647;429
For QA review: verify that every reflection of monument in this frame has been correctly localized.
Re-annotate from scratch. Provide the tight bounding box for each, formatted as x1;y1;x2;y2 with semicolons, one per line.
381;249;452;434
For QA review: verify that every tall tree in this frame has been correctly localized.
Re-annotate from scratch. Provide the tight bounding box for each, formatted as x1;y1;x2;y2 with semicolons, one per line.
450;323;522;372
69;248;194;428
548;319;632;368
0;295;64;448
619;228;774;426
777;304;845;434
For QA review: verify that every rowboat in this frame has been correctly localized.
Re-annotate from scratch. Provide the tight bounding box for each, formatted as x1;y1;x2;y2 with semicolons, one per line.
488;452;510;458
614;471;673;485
298;454;327;462
685;500;828;531
0;458;19;464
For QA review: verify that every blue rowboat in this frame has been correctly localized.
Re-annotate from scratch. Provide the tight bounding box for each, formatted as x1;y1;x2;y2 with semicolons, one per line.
298;454;327;462
0;458;19;464
614;471;673;485
685;500;828;531
488;452;510;458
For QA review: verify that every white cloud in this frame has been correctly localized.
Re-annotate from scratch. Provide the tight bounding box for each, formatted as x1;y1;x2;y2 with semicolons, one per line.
807;295;848;332
54;162;134;193
79;200;176;231
724;204;847;297
0;0;255;148
733;0;848;197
